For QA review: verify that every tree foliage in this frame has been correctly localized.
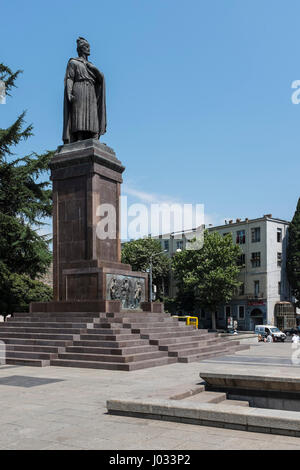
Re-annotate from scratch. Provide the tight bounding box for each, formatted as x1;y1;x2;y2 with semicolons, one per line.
121;238;170;298
0;261;52;317
287;198;300;307
172;231;242;327
0;63;53;317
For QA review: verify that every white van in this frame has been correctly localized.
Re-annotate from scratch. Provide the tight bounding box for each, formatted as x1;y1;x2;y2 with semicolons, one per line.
255;325;286;342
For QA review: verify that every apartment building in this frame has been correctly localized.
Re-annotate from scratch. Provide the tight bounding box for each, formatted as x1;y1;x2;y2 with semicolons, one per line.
155;214;296;331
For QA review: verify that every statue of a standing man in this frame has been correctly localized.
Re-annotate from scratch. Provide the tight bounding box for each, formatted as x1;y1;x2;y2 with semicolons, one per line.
63;37;107;144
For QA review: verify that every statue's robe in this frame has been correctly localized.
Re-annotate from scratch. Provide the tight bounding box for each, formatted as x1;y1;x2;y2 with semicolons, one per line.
63;57;106;143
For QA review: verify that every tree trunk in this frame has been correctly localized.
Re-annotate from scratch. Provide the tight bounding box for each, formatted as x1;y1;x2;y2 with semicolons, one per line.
211;311;216;330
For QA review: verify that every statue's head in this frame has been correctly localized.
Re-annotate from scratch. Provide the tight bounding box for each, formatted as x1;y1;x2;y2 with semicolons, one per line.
77;37;90;57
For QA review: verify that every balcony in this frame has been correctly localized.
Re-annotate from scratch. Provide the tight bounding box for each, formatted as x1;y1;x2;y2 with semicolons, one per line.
247;292;264;300
232;291;265;301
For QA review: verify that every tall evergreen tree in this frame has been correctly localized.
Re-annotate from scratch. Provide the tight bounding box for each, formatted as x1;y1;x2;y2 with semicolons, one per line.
0;63;53;318
287;198;300;307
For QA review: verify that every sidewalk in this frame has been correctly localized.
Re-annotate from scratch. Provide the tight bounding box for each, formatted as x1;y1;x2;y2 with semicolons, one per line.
0;342;300;449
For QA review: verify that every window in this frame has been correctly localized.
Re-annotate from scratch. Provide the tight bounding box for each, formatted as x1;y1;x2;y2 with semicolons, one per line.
237;254;246;267
251;227;261;243
238;305;245;319
176;240;183;250
225;306;231;316
163;240;169;251
236;230;245;244
278;282;281;295
277;228;282;243
239;283;245;296
251;252;261;268
254;280;260;297
277;252;282;267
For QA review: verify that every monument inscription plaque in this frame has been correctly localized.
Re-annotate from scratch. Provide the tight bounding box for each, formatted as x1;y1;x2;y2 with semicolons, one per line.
106;274;146;310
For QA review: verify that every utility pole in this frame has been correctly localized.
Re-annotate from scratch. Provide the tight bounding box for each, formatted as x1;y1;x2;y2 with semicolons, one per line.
148;250;167;302
149;256;153;302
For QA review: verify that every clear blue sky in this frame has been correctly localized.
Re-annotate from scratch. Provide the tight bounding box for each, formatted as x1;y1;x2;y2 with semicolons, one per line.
1;0;299;230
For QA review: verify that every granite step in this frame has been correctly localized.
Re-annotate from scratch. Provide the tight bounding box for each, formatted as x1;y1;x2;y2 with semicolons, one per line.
132;325;195;334
159;338;224;352
13;312;102;318
0;332;78;340
50;358;132;371
66;345;157;355
177;344;249;363
142;330;204;341
128;356;177;371
5;321;93;329
5;344;66;353
4;350;58;360
149;332;217;344
7;316;99;322
50;356;176;371
72;338;149;348
168;342;239;357
56;350;167;363
79;333;141;341
221;399;249;407
183;391;227;404
86;328;131;335
122;320;182;328
5;357;50;367
0;337;72;347
0;326;87;335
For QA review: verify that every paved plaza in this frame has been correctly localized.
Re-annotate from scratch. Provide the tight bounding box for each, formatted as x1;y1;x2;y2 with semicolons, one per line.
1;340;300;450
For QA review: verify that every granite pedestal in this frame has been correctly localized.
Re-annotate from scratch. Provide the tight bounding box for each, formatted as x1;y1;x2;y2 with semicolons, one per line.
48;139;148;308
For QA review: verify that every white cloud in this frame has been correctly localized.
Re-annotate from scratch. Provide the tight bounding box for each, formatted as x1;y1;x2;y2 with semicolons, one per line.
123;184;182;206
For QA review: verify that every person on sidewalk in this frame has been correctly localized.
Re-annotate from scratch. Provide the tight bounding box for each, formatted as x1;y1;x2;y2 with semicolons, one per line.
292;333;300;344
266;332;273;343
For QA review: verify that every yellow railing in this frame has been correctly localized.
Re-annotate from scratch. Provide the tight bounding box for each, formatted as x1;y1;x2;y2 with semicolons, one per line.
186;316;198;329
172;315;198;329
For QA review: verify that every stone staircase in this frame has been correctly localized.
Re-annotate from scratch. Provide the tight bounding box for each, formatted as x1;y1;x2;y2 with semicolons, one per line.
0;310;249;370
183;390;250;407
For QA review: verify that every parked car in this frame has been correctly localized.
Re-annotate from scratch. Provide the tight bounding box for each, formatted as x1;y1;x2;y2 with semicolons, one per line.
255;325;286;342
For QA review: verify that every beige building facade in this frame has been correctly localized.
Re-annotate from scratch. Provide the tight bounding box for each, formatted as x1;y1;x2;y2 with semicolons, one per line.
155;214;296;331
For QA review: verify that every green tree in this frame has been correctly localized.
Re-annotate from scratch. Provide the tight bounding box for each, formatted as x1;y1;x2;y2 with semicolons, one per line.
0;63;53;318
0;261;53;317
172;231;242;329
287;198;300;307
121;238;170;299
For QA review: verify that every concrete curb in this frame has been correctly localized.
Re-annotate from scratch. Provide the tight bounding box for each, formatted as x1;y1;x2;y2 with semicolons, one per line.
107;398;300;437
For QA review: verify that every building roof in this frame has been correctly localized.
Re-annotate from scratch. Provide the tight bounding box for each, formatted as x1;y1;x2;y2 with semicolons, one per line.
151;216;289;240
209;216;290;231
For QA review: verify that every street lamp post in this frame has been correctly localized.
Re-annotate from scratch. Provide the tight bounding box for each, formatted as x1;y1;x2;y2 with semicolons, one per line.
149;257;153;302
149;250;167;302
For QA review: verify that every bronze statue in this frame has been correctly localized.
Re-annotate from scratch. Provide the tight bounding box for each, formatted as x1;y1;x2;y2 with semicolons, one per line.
63;37;107;144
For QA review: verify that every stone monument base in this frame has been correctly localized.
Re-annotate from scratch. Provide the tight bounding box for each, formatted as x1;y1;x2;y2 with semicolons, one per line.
50;139;148;308
58;259;148;308
29;300;164;314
